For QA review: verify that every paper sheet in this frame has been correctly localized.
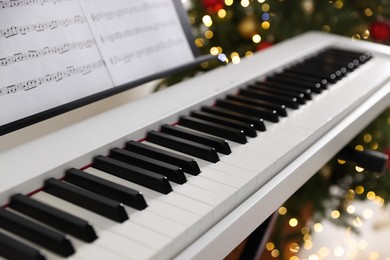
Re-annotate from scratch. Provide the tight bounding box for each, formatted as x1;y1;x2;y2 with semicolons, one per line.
80;0;194;85
0;0;195;128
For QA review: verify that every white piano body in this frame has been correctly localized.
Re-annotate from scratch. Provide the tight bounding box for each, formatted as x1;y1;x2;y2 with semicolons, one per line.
1;32;390;259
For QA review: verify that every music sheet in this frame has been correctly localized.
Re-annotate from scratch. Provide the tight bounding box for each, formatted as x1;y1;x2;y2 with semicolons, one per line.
0;0;194;128
0;0;114;127
80;0;194;85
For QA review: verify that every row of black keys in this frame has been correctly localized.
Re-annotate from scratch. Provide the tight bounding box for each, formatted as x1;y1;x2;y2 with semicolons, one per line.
0;48;371;260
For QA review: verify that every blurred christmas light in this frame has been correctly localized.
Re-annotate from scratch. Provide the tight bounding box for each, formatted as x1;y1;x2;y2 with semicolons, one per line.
352;216;363;227
367;191;376;200
365;8;373;16
370;142;379;150
289;242;300;253
205;30;213;39
355;166;364;172
266;242;275;251
334;246;345;257
252;34;261;43
355;185;364;194
352;34;361;41
355;145;364;151
241;0;249;7
195;38;204;47
303;234;312;241
334;0;343;9
210;46;219;55
301;226;310;235
224;0;233;6
319;247;330;257
271;249;280;257
304;240;313;250
262;12;270;21
262;21;270;29
362;29;370;39
322;24;331;32
218;9;226;18
262;3;270;12
279;206;288;215
347;205;356;214
338;159;346;164
369;251;379;260
364;133;373;143
245;51;253;58
289;218;298;227
202;15;213;27
331;210;340;219
358;240;368;250
313;223;323;233
363;208;373;219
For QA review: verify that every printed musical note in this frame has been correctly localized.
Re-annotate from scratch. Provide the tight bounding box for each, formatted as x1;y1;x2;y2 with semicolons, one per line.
100;20;176;44
0;60;105;96
0;39;96;66
89;1;170;22
109;38;185;65
0;15;87;38
0;0;74;9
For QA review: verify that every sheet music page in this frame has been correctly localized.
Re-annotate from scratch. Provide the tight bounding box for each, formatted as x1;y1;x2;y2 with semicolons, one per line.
80;0;195;86
0;0;114;127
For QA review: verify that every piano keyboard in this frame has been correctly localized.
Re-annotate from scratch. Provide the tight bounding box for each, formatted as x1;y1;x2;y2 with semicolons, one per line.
1;32;390;260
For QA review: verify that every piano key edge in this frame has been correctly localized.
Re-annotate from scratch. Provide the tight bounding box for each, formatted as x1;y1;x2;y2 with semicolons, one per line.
174;73;390;260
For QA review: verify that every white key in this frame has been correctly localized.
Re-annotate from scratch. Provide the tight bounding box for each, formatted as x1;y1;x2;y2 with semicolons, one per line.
5;207;126;260
32;192;165;260
83;167;213;254
0;227;86;260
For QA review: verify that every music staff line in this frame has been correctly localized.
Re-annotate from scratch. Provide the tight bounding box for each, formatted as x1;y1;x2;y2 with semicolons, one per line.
0;39;96;67
0;60;105;96
90;1;170;22
109;38;185;65
100;20;177;43
0;15;86;38
0;0;73;9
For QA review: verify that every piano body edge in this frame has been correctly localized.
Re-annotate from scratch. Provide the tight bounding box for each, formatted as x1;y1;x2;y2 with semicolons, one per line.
1;31;390;259
175;75;390;260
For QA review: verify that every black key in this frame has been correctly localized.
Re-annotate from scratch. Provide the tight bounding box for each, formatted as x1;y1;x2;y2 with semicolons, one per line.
125;140;200;175
325;48;371;63
9;193;98;242
273;71;328;89
226;94;288;116
215;99;279;123
110;147;187;184
178;115;247;144
93;155;173;194
161;124;231;155
308;55;353;72
146;130;220;163
44;178;128;223
309;50;355;69
299;60;346;79
242;84;306;105
190;110;257;137
285;66;338;84
201;106;266;131
267;74;327;92
65;168;147;210
254;81;313;98
0;207;74;257
0;231;46;260
238;88;299;109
